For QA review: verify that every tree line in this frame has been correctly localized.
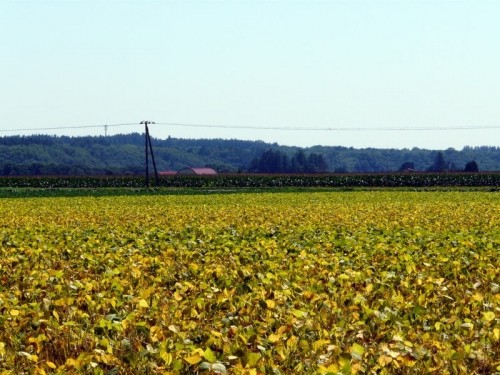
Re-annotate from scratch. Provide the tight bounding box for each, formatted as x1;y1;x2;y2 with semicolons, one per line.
248;149;328;173
0;134;498;175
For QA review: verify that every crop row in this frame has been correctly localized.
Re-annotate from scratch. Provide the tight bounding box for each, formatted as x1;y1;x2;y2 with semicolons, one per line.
0;192;499;374
0;173;499;190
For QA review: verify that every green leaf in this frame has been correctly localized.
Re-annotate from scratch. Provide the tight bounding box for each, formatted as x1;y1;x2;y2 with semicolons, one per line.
212;363;227;374
203;347;217;363
351;343;365;361
246;352;261;367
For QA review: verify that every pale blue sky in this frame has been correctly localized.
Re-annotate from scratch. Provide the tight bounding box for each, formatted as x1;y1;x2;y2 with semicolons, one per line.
1;0;499;149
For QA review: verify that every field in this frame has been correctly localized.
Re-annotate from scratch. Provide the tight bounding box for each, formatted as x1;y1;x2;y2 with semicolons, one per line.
0;191;498;374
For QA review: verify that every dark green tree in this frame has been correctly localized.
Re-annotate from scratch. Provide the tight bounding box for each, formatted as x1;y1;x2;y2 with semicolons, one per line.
428;152;447;172
306;153;328;173
464;160;479;172
290;150;307;173
249;149;288;173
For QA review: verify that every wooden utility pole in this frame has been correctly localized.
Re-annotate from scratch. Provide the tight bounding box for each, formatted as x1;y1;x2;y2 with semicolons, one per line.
140;121;159;187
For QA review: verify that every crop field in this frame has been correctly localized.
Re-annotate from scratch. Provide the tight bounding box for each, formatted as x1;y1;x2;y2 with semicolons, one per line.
0;191;499;374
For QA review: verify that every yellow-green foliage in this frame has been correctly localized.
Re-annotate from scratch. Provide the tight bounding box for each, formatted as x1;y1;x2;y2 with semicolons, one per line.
0;192;498;374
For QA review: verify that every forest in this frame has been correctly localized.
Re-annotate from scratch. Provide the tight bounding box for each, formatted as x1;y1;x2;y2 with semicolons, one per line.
0;133;499;175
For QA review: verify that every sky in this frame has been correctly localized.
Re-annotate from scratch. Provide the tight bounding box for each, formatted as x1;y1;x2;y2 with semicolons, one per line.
1;0;499;150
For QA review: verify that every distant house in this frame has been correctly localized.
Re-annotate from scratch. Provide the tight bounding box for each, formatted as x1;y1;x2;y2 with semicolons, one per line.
177;167;218;176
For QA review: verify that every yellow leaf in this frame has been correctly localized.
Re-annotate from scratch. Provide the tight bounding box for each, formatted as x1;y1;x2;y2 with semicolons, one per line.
277;325;290;335
138;299;149;308
313;339;330;351
303;290;314;300
401;358;417;367
173;291;183;301
268;333;280;343
493;328;500;341
265;299;276;309
352;362;363;372
319;364;339;374
378;354;392;367
482;311;495;322
28;337;44;354
276;347;287;360
184;353;202;365
99;353;116;365
10;309;19;316
192;348;205;356
287;335;298;349
46;361;57;369
472;293;483;302
210;330;222;338
431;340;443;349
160;350;172;365
65;358;78;367
53;310;59;322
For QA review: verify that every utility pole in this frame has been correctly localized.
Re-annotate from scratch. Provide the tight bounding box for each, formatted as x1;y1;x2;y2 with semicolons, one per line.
140;121;159;188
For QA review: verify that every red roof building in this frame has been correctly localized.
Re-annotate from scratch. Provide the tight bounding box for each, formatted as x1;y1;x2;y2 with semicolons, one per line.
177;167;218;176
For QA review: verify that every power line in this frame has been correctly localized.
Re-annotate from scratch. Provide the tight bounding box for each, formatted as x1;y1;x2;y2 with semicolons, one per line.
0;122;499;134
0;123;137;133
155;122;500;131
